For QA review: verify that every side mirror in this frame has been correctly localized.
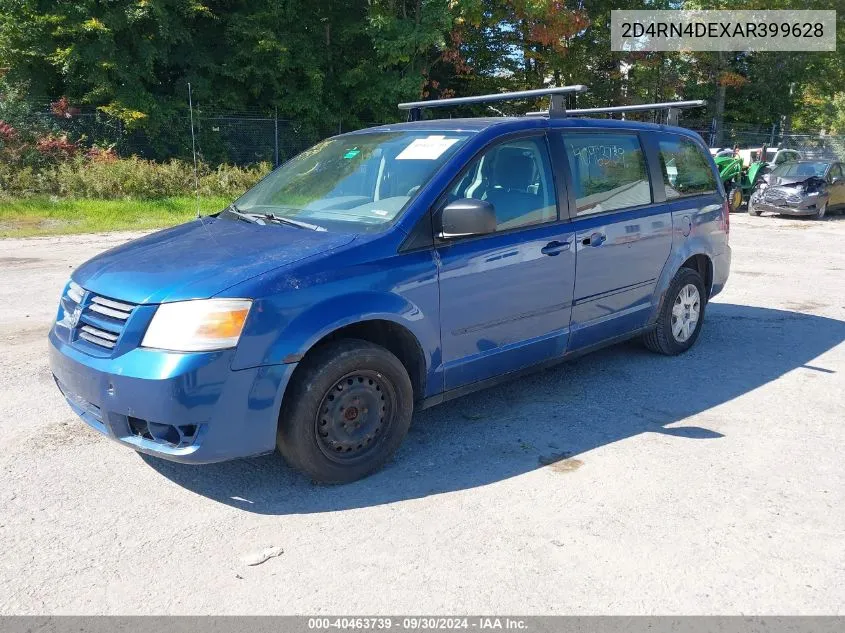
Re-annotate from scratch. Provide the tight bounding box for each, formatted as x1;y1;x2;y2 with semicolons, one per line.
438;198;497;239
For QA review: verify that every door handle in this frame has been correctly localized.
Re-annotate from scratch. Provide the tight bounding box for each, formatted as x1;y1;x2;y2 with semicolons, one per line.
582;232;606;247
541;240;571;256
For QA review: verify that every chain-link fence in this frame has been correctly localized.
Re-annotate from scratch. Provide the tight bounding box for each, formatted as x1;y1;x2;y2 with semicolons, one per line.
11;100;388;166
680;118;845;159
568;111;845;160
9;99;845;165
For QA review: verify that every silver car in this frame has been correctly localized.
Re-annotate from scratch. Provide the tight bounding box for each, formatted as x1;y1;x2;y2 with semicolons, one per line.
748;160;845;219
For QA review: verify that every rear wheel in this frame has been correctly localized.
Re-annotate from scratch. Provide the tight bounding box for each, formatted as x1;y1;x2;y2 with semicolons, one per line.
643;267;707;356
277;339;413;483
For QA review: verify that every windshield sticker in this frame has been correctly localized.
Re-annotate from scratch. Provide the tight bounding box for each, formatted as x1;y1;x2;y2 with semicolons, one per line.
396;135;460;160
343;148;361;159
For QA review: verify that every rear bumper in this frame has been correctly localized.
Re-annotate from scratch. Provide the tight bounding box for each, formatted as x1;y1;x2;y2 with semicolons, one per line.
48;327;296;463
710;246;731;299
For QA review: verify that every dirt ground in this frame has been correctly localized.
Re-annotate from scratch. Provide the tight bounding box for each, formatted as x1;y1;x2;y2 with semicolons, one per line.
0;214;843;614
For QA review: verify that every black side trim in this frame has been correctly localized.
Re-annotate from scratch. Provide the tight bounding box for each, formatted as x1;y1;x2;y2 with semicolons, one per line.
416;326;650;410
452;301;572;336
573;278;656;305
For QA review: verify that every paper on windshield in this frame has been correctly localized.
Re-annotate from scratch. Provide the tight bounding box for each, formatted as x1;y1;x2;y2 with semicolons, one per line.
396;135;460;160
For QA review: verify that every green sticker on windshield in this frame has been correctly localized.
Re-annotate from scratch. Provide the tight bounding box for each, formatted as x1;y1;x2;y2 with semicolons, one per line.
343;148;360;159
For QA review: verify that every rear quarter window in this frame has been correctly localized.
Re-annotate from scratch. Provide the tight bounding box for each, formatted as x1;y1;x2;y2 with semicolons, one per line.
561;132;651;215
658;137;717;200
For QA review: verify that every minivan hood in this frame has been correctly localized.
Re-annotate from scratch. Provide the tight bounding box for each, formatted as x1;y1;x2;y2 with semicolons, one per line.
72;216;356;304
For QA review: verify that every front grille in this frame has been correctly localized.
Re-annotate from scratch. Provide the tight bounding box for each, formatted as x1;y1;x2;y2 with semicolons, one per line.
764;187;802;204
62;285;137;351
77;293;136;349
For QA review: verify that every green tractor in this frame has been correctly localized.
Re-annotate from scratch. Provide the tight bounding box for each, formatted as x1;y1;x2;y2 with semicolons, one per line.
713;144;776;212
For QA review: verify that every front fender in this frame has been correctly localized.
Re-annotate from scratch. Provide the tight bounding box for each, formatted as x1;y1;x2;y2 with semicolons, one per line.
231;290;438;375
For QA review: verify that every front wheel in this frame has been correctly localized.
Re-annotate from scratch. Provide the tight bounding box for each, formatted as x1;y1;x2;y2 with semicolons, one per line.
643;267;707;355
727;185;743;213
277;339;414;483
815;200;827;220
747;197;761;216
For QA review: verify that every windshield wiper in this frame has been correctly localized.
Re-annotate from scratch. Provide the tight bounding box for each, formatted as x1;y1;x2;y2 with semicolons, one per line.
262;213;326;232
224;204;264;225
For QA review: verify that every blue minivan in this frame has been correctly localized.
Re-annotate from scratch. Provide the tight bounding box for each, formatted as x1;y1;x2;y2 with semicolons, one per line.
49;88;730;483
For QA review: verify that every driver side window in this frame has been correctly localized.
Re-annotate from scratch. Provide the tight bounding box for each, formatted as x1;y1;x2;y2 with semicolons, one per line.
448;136;557;231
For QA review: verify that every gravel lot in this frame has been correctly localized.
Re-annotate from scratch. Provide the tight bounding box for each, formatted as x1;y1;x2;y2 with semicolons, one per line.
1;214;843;615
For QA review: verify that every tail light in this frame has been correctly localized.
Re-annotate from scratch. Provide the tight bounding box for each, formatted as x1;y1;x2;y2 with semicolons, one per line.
721;199;730;239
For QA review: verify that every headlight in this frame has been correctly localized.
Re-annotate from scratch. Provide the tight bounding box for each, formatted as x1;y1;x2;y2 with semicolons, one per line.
141;299;252;352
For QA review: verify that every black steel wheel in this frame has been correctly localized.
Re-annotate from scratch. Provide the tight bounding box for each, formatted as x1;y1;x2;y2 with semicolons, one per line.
277;339;413;483
315;370;396;464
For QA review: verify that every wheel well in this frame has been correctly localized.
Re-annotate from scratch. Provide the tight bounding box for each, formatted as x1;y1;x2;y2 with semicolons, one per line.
681;254;713;297
301;320;426;401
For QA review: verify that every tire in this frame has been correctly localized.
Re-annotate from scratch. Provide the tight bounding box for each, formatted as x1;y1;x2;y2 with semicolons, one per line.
747;198;761;216
815;200;827;220
643;267;707;356
277;339;413;484
727;185;742;213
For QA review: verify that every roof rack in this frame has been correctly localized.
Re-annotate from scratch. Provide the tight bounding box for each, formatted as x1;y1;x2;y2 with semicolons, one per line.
565;100;706;125
398;85;589;121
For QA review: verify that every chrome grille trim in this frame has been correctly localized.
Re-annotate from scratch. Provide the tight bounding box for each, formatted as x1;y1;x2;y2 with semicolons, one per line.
79;329;117;349
89;303;131;320
80;325;118;342
90;295;134;318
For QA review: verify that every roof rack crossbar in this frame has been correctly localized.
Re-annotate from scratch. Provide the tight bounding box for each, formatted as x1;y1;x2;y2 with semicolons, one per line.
398;85;589;121
567;100;706;125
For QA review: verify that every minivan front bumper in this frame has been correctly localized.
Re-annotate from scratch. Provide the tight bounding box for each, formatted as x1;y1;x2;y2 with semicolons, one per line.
750;191;828;217
48;327;296;463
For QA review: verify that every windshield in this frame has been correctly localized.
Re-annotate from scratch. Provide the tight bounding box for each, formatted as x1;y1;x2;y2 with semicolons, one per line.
233;131;471;231
772;162;829;179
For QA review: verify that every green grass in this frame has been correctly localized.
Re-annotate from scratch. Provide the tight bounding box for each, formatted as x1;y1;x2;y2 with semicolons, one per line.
0;196;232;238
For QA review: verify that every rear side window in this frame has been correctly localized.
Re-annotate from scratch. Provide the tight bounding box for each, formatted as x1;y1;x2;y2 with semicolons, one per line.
658;137;717;200
562;133;651;216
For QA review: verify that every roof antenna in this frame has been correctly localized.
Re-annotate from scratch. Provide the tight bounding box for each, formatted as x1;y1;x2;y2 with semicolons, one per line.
188;82;201;219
